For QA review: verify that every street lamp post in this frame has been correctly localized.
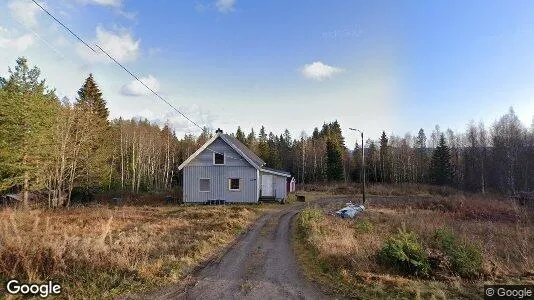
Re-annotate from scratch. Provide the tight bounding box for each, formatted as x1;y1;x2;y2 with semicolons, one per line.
349;128;366;205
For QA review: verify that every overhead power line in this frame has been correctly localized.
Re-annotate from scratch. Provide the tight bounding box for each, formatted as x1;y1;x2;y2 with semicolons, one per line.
32;0;206;133
94;45;205;132
30;0;97;53
31;0;242;162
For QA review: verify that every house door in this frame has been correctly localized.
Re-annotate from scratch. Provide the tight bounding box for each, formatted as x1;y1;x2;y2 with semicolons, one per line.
261;174;274;197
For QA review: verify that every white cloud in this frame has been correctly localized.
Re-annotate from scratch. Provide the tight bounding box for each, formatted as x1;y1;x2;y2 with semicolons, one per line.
117;9;137;20
78;0;122;7
8;0;43;28
195;0;236;13
120;75;160;96
0;33;35;51
215;0;236;13
55;35;68;47
159;106;217;133
77;26;140;63
133;105;218;134
301;61;344;80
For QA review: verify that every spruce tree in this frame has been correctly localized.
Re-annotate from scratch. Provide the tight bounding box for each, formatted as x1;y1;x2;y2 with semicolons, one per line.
236;126;246;144
257;126;269;161
266;132;282;168
430;134;453;185
77;74;109;120
312;127;320;140
351;142;362;182
282;129;292;147
379;131;389;182
197;127;212;145
415;128;428;183
247;128;256;143
73;74;112;191
326;136;344;181
246;128;256;150
367;140;379;182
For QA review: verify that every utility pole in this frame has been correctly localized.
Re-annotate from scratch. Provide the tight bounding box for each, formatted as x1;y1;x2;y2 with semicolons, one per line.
349;128;366;205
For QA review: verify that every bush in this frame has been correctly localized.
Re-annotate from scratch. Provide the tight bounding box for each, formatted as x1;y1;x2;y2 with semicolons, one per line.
378;227;430;276
449;243;482;278
354;219;373;234
433;228;482;278
433;228;456;252
298;207;324;233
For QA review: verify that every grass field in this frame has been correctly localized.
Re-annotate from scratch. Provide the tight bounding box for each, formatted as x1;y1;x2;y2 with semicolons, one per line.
294;186;534;299
0;202;277;299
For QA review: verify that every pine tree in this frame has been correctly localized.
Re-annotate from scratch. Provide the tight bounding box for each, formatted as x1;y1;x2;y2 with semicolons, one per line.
430;134;453;185
236;126;246;144
0;58;59;205
77;74;109;120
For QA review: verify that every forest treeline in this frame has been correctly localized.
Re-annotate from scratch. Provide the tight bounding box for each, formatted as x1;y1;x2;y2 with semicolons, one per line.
1;58;534;207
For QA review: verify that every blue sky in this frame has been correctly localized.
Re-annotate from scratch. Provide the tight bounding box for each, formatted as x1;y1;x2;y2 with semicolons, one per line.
1;0;533;148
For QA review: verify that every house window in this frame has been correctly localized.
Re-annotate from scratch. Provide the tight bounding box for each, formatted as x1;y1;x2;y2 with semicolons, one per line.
199;178;210;192
229;178;241;191
214;152;225;165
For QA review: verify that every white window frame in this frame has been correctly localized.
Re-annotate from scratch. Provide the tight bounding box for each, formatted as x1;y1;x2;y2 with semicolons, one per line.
228;178;241;191
213;152;225;165
199;178;211;192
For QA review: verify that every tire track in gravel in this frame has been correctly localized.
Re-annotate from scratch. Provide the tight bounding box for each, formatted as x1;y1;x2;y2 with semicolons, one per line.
144;198;349;300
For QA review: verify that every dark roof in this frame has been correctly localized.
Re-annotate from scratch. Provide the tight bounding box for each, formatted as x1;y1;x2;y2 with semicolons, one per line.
222;134;266;167
261;166;292;177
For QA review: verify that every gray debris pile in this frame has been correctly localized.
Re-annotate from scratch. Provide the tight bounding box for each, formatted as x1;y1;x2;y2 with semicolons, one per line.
335;202;365;219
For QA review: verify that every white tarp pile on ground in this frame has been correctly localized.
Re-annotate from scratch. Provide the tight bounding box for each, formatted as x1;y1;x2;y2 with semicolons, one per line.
335;202;365;219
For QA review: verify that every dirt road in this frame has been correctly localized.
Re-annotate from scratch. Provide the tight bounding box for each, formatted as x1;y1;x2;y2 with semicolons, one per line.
147;199;345;300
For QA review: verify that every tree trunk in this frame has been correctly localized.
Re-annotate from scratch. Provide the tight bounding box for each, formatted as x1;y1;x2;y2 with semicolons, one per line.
23;156;29;208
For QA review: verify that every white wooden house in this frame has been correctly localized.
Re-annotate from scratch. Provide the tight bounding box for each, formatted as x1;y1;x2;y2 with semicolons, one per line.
178;129;291;203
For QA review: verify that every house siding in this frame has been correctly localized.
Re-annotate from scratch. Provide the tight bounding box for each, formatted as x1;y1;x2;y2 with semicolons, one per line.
274;175;287;199
184;166;258;203
189;137;250;167
181;135;291;203
259;171;288;200
183;138;258;203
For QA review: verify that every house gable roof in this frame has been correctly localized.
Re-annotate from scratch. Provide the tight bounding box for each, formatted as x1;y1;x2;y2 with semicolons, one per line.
222;134;265;168
178;133;266;170
260;167;292;177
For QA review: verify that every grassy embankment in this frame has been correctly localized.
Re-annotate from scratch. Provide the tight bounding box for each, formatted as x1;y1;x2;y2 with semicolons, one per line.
294;184;534;299
0;197;282;299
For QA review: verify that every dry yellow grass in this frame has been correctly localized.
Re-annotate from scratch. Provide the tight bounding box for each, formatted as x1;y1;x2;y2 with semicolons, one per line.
0;204;266;298
295;192;534;299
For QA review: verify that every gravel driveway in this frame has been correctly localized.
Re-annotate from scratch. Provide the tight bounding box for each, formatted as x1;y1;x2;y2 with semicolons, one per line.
145;199;346;300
